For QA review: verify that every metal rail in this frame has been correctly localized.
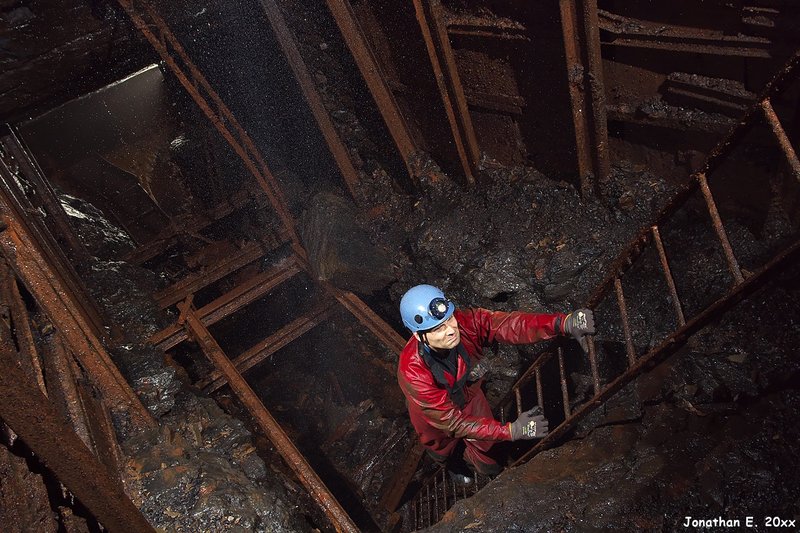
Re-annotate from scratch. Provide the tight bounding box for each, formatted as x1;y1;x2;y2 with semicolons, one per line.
0;259;153;531
182;306;359;533
404;49;800;528
413;0;481;184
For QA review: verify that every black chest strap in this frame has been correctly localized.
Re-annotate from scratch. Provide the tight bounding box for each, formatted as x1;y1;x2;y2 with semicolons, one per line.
420;342;472;409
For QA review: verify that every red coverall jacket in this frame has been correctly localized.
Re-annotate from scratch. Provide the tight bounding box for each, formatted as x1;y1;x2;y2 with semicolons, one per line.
398;308;565;449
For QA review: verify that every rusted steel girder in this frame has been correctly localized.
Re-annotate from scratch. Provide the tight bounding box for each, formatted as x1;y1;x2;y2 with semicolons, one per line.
598;10;778;58
255;0;361;199
123;186;263;266
181;306;359;533
323;0;419;175
151;256;301;350
155;238;288;309
0;260;46;393
0;129;108;342
40;330;94;450
199;300;336;393
559;0;611;191
0;211;155;430
117;0;306;260
0;337;155;533
413;0;481;185
328;286;406;354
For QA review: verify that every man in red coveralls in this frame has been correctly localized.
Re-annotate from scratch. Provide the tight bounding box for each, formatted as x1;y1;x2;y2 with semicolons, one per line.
398;284;595;484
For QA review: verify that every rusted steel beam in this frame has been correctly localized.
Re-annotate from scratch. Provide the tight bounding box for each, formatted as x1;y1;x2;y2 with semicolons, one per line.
651;225;686;326
123;187;262;266
598;10;775;58
698;173;745;285
760;98;800;182
255;0;362;199
182;308;359;533
117;0;306;260
0;261;46;393
0;338;155;533
155;240;285;309
580;0;611;186
327;287;406;354
0;127;92;266
200;300;336;393
151;257;301;350
40;331;93;449
0;217;155;429
413;0;480;184
78;381;124;481
515;237;800;467
514;387;522;417
0;132;107;342
559;0;592;189
614;277;637;366
323;0;418;175
559;0;611;191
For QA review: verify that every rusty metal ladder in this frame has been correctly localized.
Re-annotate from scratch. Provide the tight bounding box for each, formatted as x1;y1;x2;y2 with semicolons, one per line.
405;50;800;529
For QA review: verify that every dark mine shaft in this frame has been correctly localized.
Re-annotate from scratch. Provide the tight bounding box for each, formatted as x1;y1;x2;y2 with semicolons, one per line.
1;0;799;531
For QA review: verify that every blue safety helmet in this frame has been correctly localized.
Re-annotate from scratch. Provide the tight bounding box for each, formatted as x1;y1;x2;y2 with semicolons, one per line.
400;284;455;332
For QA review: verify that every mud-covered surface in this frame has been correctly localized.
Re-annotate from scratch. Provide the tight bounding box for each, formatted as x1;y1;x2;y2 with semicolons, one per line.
416;267;800;532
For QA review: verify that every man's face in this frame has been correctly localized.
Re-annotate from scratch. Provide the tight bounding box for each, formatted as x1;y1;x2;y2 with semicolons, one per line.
417;314;460;351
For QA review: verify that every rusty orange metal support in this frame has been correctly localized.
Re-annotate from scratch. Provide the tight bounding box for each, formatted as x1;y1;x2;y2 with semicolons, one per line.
181;306;359;533
117;0;306;261
0;209;155;430
323;0;419;175
413;0;481;184
199;300;336;393
151;256;301;350
255;0;362;199
559;0;611;192
0;335;155;533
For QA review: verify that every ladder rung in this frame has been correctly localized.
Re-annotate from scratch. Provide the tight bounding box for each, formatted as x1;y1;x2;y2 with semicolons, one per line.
698;173;745;285
558;346;570;418
614;277;637;366
651;225;686;326
586;335;601;395
760;98;800;182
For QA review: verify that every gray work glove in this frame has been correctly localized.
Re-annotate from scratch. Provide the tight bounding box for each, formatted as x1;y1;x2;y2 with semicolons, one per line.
509;406;548;441
563;308;596;353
